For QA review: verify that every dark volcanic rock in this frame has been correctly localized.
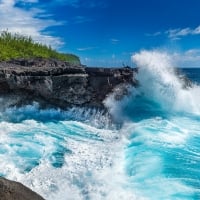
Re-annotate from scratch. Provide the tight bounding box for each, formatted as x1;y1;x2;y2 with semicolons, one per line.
85;67;137;106
0;177;44;200
0;58;137;108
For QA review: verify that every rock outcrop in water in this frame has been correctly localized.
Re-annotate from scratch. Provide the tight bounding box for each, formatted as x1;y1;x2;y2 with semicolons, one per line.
0;58;137;108
0;58;137;199
0;178;44;200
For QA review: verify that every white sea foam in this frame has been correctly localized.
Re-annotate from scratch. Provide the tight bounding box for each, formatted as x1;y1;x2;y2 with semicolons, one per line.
103;50;200;199
1;50;200;200
3;102;113;129
105;50;200;120
132;50;200;114
0;111;144;200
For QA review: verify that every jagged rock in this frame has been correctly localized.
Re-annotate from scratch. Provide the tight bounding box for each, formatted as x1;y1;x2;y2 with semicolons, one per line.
0;58;137;108
85;67;137;106
0;177;44;200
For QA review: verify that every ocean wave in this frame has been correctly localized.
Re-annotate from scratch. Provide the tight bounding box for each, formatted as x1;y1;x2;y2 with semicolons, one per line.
0;50;200;199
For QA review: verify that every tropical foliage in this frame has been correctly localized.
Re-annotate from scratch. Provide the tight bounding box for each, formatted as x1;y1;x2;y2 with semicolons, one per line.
0;31;80;63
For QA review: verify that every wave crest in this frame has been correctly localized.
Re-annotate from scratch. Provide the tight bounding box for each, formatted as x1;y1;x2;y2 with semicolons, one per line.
105;50;200;122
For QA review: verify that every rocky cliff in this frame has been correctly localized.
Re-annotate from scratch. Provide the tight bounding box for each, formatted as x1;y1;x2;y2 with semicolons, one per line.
0;58;137;199
0;58;137;108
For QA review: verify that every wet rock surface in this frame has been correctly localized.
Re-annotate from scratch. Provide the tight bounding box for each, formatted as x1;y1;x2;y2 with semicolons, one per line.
0;177;45;200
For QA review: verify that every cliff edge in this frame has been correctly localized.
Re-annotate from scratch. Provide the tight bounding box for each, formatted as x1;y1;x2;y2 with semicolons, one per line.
0;58;137;108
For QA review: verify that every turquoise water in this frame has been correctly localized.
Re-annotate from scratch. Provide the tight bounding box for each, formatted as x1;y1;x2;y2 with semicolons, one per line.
0;50;200;199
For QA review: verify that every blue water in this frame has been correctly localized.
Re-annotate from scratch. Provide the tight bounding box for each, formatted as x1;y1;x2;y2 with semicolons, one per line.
0;50;200;200
181;68;200;84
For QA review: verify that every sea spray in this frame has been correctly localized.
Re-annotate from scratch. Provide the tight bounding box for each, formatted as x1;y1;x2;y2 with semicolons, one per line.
105;50;200;120
132;50;200;114
104;50;200;199
2;102;114;129
0;50;200;199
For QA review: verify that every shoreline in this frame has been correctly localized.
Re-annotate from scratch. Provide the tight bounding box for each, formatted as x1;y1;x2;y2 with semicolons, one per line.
0;58;137;110
0;58;137;199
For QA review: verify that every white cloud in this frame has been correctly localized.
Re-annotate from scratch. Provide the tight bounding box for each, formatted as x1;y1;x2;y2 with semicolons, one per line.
166;26;200;40
145;31;161;37
172;49;200;67
146;26;200;40
0;0;64;48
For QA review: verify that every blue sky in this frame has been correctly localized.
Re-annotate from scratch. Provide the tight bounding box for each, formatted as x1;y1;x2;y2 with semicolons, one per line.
1;0;200;67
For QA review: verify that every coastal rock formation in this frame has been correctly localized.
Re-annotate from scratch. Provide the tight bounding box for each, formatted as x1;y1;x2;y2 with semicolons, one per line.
0;177;44;200
0;58;137;108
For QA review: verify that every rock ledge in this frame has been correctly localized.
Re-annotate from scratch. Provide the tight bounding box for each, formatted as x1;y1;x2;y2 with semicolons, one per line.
0;58;137;108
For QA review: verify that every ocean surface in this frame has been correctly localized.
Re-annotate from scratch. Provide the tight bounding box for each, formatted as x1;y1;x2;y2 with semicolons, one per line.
0;50;200;200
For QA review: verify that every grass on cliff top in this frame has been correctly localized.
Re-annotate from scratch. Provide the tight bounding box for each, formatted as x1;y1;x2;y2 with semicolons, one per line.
0;31;80;63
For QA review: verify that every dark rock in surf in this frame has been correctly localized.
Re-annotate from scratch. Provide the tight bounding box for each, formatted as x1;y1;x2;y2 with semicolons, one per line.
85;66;137;106
0;177;44;200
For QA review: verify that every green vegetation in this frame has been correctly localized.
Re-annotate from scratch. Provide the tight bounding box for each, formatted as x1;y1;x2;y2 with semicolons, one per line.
0;31;80;63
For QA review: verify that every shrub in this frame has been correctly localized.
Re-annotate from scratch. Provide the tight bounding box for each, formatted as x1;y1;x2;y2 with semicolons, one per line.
0;31;80;63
